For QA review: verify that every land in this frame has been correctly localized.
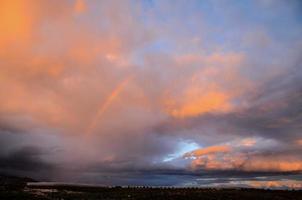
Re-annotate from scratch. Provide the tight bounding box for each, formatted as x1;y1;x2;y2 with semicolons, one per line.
0;175;301;200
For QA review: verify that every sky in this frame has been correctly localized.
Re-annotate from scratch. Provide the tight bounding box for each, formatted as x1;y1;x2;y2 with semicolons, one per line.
0;0;302;189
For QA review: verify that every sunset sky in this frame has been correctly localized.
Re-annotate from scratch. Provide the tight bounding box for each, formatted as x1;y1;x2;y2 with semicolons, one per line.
0;0;302;189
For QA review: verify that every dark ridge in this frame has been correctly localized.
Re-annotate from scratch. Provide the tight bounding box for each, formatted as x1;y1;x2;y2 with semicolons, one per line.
0;176;301;200
0;174;36;190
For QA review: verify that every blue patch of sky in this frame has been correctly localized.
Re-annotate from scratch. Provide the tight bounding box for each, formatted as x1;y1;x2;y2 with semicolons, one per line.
163;140;200;162
133;0;302;66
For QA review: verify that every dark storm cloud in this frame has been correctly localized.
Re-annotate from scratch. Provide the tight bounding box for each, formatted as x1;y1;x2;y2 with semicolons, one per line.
0;117;30;135
0;146;51;171
229;60;302;139
0;145;55;181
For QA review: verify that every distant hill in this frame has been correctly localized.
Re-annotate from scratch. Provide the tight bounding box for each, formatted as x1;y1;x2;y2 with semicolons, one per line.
0;174;36;190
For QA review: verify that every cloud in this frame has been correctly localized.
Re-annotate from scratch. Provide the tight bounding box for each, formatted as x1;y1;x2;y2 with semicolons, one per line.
74;0;87;14
184;145;231;157
243;180;302;189
163;53;245;118
0;0;301;187
0;146;52;172
183;142;302;172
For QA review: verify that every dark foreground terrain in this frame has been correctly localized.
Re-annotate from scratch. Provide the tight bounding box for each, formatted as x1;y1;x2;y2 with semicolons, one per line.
1;175;301;200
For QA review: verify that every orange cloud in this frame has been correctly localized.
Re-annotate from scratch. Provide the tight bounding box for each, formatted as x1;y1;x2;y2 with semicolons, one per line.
243;158;302;172
184;145;231;157
166;89;231;118
296;139;302;145
164;53;245;118
0;1;33;48
0;0;138;133
0;1;71;50
184;144;302;172
74;0;87;14
246;180;302;189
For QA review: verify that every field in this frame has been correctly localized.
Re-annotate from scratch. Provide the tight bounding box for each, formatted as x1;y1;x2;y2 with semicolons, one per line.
0;175;301;200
